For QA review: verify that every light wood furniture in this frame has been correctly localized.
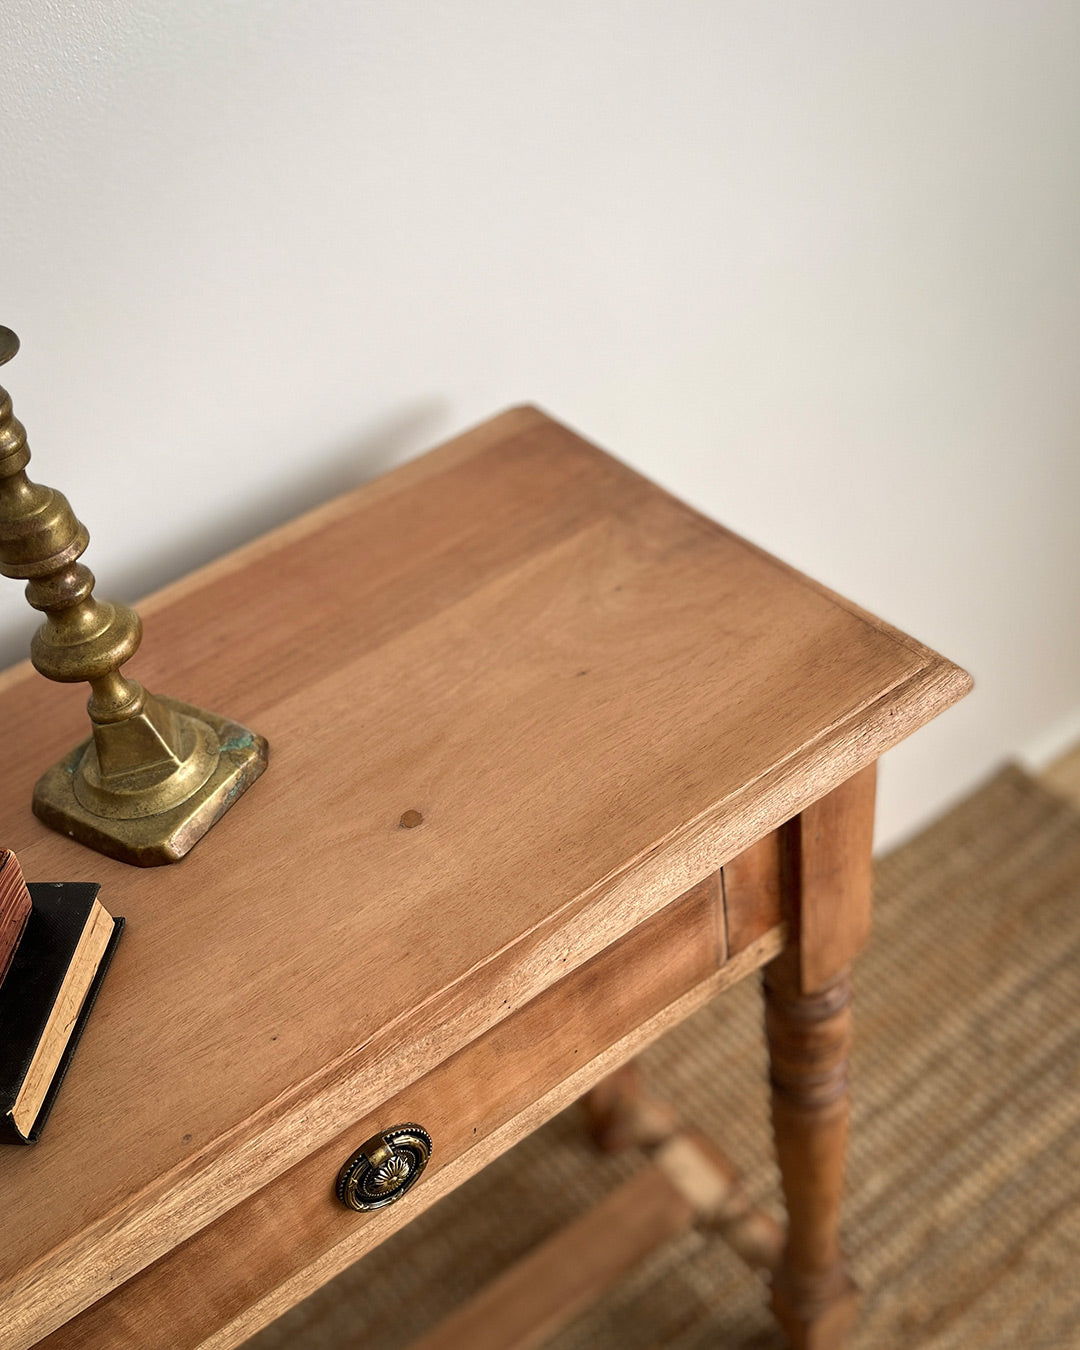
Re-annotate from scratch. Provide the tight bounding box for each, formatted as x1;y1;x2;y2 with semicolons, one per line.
0;407;970;1350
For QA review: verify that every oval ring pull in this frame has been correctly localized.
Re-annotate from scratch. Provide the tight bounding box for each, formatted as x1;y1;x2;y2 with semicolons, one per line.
335;1123;432;1212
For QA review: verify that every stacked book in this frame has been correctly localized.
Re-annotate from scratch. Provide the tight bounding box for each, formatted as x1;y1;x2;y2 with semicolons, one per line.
0;849;32;984
0;850;123;1143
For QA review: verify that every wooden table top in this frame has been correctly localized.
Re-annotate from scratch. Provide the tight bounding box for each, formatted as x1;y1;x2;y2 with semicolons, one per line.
0;407;970;1346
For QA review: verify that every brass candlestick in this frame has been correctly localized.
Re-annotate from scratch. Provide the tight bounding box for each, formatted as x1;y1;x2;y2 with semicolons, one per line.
0;327;267;865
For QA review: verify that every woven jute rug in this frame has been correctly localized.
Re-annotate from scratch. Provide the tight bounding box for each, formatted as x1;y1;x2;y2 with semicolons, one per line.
246;765;1080;1350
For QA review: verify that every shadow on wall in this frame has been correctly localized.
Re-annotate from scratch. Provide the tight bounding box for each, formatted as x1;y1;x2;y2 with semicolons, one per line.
0;396;450;671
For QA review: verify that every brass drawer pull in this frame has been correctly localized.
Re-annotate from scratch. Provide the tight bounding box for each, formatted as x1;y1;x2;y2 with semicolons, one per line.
335;1123;432;1211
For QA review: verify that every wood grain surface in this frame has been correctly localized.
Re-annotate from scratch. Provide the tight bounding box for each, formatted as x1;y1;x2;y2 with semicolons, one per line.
40;909;781;1350
786;763;877;994
0;406;969;1348
722;832;785;958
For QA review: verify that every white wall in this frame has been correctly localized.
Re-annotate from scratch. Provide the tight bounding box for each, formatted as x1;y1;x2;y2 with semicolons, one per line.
3;2;1079;849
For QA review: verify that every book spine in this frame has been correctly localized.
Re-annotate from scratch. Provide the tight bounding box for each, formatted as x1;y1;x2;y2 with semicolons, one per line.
24;915;125;1142
0;850;33;987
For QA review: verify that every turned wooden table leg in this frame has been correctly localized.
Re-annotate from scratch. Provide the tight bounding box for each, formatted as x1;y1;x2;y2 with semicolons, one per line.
764;762;877;1350
765;954;858;1348
582;1061;679;1152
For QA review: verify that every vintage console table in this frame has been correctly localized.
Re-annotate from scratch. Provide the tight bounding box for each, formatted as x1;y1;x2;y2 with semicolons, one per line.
0;407;969;1350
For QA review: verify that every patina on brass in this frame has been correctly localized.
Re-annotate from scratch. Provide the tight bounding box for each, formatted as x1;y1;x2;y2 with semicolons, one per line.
0;327;268;866
336;1124;433;1211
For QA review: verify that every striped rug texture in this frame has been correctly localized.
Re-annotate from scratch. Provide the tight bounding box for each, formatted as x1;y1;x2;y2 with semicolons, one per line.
246;765;1080;1350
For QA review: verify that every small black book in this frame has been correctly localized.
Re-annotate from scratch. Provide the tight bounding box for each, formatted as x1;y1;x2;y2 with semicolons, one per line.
0;882;123;1144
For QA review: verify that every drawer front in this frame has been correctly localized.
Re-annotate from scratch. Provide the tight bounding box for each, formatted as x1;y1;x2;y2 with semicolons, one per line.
42;879;782;1350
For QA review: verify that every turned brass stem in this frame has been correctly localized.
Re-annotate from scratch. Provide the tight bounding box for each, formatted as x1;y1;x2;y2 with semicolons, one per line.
0;327;267;865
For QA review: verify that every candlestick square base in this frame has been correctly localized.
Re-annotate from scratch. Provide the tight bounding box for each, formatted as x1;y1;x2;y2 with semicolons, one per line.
31;697;269;866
